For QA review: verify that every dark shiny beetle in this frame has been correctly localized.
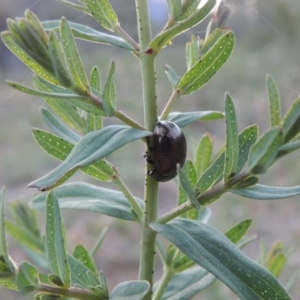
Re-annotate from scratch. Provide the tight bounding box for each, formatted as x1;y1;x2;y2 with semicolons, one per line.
146;121;187;182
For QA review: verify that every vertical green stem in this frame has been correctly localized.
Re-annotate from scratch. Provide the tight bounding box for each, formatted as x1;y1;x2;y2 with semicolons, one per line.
136;0;159;299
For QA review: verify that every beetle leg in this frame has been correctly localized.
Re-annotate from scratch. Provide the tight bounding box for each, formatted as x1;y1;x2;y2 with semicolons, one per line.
143;152;154;164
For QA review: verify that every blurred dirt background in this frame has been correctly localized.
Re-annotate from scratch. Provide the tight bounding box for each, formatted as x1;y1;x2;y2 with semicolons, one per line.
1;0;300;299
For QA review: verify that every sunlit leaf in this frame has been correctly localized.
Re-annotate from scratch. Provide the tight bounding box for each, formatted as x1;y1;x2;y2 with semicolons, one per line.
73;245;97;275
16;262;39;294
178;32;235;95
45;192;71;287
225;219;253;244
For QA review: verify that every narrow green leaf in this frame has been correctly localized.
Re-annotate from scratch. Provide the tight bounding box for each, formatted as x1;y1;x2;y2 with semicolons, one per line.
167;111;224;128
57;0;89;14
32;129;113;182
29;126;151;191
35;292;64;300
201;28;230;57
152;219;291;300
42;20;133;50
165;64;180;89
225;219;253;244
31;183;143;221
167;0;182;21
178;163;199;210
276;139;300;159
154;267;215;300
67;254;100;289
103;61;116;117
16;262;39;294
247;127;283;174
186;34;200;70
267;74;281;127
236;125;258;174
178;32;235;95
281;96;300;143
60;17;90;93
34;77;105;116
48;31;72;87
7;80;88;100
48;274;65;287
230;183;300;200
5;221;44;254
34;76;86;133
149;0;216;51
25;10;49;46
266;242;286;278
0;188;9;266
110;281;150;300
195;134;213;177
180;0;202;20
224;93;238;181
41;107;81;144
45;192;71;287
73;245;97;275
90;226;108;256
90;66;101;92
1;32;59;85
84;0;118;31
230;176;258;189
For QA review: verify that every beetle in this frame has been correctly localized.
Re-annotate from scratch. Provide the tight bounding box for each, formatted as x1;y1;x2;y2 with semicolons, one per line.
145;121;187;182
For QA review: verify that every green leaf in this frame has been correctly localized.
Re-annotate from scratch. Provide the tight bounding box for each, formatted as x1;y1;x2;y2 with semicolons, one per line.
35;292;64;300
67;254;101;290
110;280;150;300
60;17;90;93
48;274;65;287
29;126;151;191
224;93;238;181
34;77;105;116
194;134;213;177
1;31;59;85
5;220;44;254
236;125;258;174
57;0;89;14
276;139;300;159
48;31;72;87
31;182;143;221
266;242;286;278
151;219;291;300
178;32;235;95
83;0;118;31
41;108;81;144
166;0;182;21
230;183;300;200
201;28;230;57
178;163;199;210
225;219;253;244
45;191;71;287
180;0;202;20
73;245;97;274
164;64;180;89
167;111;224;128
16;262;39;294
267;74;281;127
34;75;86;133
247;127;283;174
281;96;300;143
186;34;201;70
32;129;113;182
103;61;116;117
42;20;133;50
154;267;215;300
149;0;216;51
0;188;9;266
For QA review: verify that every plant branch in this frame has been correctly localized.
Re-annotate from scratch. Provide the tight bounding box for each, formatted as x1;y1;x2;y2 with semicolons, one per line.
114;25;140;52
153;267;174;300
36;283;103;300
160;89;181;120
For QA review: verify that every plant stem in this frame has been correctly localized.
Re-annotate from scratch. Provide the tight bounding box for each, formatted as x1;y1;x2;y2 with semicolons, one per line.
113;175;144;222
36;283;103;300
114;108;146;131
136;1;159;299
153;268;174;300
115;25;140;52
160;89;180;120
